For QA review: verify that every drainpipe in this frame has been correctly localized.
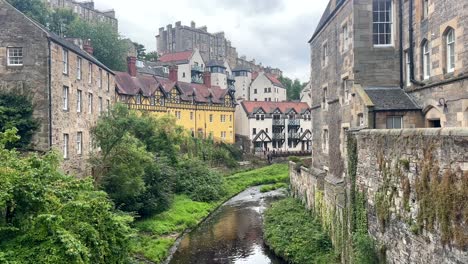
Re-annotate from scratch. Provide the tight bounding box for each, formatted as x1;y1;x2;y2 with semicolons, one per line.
409;0;426;86
399;0;404;89
48;39;53;148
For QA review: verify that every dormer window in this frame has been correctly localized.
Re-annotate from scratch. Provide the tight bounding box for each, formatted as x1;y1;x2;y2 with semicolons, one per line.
136;94;142;105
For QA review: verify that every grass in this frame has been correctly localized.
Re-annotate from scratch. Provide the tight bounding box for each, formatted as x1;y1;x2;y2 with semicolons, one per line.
264;198;338;264
132;163;289;263
260;182;289;193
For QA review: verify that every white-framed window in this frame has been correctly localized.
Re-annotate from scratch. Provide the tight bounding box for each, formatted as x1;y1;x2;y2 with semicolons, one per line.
62;86;69;110
341;127;349;154
221;115;226;122
252;128;257;135
136;94;142;105
342;78;349;104
221;131;226;139
76;132;82;155
229;115;232;122
342;23;349;52
88;93;93;113
77;57;82;80
77;89;82;113
98;97;103;115
7;47;23;66
422;0;429;20
322;129;329;153
422;40;431;79
63;134;69;159
88;63;92;84
322;42;328;66
405;50;411;86
373;0;393;46
446;29;455;73
386;116;403;129
190;112;194;120
322;87;328;110
358;113;365;127
98;69;103;88
62;49;68;74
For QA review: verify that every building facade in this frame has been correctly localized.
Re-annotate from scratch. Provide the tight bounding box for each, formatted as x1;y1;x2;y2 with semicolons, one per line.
0;0;115;176
236;101;311;153
115;57;236;144
45;0;118;31
249;72;287;102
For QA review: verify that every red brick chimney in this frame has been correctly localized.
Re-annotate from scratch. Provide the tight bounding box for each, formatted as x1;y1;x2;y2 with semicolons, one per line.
83;39;93;55
127;56;137;77
169;66;178;82
203;71;211;88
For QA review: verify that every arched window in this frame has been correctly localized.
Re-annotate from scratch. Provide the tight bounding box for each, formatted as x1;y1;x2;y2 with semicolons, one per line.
422;40;430;79
445;28;455;73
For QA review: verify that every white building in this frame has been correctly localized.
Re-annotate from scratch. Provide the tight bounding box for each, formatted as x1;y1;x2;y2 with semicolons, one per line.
250;72;287;102
232;65;252;101
157;49;205;84
236;101;312;153
206;59;233;90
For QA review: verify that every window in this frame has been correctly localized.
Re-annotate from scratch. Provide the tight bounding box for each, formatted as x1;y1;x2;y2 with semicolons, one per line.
422;40;431;79
98;69;103;88
221;131;226;139
98;97;103;115
175;111;181;120
88;63;92;84
183;72;186;78
106;99;110;113
63;86;69;110
229;115;232;122
77;57;82;80
342;127;349;154
209;114;213;123
342;23;349;52
422;0;428;20
190;112;194;120
77;90;82;112
254;89;257;94
221;115;226;122
256;115;260;121
358;113;365;126
386;116;402;129
373;0;393;46
62;49;68;74
253;128;257;135
63;134;69;159
261;115;265;120
88;93;93;113
107;73;110;92
322;87;328;110
322;129;329;153
7;47;23;66
322;42;328;66
342;78;349;104
136;94;142;104
405;51;411;86
76;132;82;155
446;29;455;73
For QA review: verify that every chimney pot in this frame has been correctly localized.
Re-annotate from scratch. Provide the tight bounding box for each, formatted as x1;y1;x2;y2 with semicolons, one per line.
127;56;137;77
169;66;178;82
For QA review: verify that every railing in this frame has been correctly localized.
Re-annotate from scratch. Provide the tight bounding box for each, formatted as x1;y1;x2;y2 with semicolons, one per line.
272;119;285;126
288;132;301;139
191;65;204;72
191;76;203;84
254;147;263;153
228;84;236;91
271;150;311;158
272;133;285;140
227;74;235;81
288;119;300;126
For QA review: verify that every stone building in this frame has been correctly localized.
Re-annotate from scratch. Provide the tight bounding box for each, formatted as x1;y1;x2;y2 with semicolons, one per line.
45;0;118;31
0;0;115;176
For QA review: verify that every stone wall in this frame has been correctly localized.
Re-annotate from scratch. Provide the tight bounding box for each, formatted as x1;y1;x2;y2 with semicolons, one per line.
290;128;468;263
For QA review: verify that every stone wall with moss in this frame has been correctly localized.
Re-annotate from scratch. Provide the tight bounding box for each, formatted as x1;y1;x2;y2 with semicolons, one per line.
356;128;468;263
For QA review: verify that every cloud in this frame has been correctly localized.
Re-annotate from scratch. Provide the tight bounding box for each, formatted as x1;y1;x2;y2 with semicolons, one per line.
94;0;328;82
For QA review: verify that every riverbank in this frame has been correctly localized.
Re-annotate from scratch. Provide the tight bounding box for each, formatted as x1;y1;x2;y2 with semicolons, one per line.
263;198;339;264
131;164;289;263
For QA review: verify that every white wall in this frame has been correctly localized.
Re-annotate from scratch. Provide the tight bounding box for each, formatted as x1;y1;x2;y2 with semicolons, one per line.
250;72;287;102
234;73;251;101
211;73;227;89
177;63;191;83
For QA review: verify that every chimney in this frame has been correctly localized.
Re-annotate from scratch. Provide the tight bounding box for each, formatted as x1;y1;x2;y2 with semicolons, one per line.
83;39;93;55
169;66;178;82
191;21;196;28
203;71;211;88
127;56;137;77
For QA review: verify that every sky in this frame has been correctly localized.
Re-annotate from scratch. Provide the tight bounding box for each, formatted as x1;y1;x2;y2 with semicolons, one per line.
94;0;329;82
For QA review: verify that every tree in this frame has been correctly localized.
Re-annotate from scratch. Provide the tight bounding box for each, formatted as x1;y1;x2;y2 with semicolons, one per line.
134;42;146;60
0;128;133;264
145;51;159;62
68;20;127;71
7;0;50;26
279;76;303;100
0;91;38;150
49;8;78;37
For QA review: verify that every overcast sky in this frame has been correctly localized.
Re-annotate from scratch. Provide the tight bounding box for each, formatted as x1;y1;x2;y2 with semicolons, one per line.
94;0;328;82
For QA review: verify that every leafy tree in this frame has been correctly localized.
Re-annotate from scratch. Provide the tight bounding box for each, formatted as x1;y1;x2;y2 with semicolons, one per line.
7;0;50;25
0;128;133;264
145;51;159;62
134;42;146;60
279;76;303;100
49;8;78;37
0;91;38;150
68;20;127;71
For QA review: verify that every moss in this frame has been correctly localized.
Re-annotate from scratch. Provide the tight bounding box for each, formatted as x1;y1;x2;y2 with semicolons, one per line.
399;159;410;171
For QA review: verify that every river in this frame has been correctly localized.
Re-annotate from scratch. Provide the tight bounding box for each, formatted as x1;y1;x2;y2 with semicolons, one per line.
167;187;287;264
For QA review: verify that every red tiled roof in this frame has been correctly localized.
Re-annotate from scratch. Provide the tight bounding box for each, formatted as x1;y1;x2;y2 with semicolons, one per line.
265;73;284;88
251;71;259;80
158;50;193;64
241;101;310;114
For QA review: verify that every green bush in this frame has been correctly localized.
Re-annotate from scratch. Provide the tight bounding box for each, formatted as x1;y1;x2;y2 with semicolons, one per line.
260;182;288;193
264;198;338;264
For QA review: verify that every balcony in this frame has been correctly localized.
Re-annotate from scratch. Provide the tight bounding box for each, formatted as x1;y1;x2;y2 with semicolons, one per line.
272;119;285;126
288;132;301;139
288;119;300;126
228;84;236;91
227;74;235;81
272;133;285;140
191;64;204;73
191;76;203;84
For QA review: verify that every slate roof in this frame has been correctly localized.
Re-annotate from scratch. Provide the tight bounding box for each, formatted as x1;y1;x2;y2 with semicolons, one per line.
137;61;168;77
232;65;251;72
206;60;225;68
363;87;421;111
309;0;348;43
241;101;310;115
158;50;193;64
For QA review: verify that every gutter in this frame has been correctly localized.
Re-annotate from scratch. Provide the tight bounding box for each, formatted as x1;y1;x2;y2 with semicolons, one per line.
399;0;404;88
408;0;426;86
48;39;53;149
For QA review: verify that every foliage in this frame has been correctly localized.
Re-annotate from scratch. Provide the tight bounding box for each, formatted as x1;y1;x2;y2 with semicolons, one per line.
145;51;159;62
278;76;305;100
260;182;288;193
174;158;226;202
0;91;39;150
48;8;78;36
133;42;146;60
264;198;338;264
68;20;127;71
224;164;289;195
7;0;50;25
0;129;133;264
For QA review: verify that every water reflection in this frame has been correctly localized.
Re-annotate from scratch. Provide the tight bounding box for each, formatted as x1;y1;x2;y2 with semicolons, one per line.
169;188;286;264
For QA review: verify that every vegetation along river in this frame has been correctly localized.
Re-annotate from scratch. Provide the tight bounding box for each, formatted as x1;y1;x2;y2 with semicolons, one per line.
167;186;287;264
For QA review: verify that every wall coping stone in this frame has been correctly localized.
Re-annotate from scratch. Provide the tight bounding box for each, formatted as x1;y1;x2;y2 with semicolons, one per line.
358;128;468;137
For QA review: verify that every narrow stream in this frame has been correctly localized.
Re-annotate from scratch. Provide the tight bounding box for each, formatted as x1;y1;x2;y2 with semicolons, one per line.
168;187;287;264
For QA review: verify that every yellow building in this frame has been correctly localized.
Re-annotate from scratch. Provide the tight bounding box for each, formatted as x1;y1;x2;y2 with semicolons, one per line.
114;57;235;143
